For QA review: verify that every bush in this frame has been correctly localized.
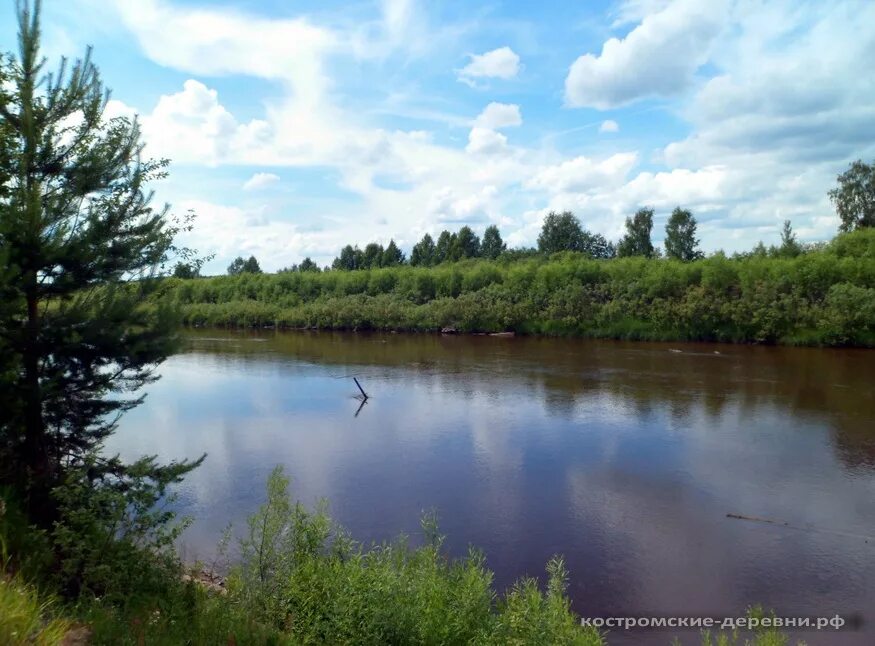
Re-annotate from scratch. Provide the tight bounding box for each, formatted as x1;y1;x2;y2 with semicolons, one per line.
158;240;875;346
223;466;604;645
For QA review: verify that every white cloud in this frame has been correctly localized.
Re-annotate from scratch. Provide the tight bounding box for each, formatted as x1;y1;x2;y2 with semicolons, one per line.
243;173;280;191
113;0;335;109
136;80;270;165
465;128;509;155
565;0;729;109
599;119;619;133
473;102;522;129
89;0;875;265
457;46;520;83
527;153;638;194
428;185;499;223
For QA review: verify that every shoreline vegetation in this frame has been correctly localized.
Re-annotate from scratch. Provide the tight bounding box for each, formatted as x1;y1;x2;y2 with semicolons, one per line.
161;228;875;347
1;469;796;646
0;1;865;644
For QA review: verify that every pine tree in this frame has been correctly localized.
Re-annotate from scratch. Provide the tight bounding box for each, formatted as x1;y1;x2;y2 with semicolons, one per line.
617;207;655;258
434;230;453;264
452;226;480;259
382;239;405;266
664;207;703;262
480;225;505;259
410;233;435;266
361;242;384;268
0;1;203;523
778;219;801;257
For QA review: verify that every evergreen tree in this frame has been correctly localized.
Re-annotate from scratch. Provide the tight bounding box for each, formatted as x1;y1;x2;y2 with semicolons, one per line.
778;219;802;257
242;255;261;273
537;211;585;254
617;208;655;258
434;230;453;264
480;225;506;260
382;239;405;266
298;256;320;272
829;159;875;232
452;226;480;259
0;1;202;523
228;255;261;274
361;242;384;269
664;207;703;261
410;233;435;266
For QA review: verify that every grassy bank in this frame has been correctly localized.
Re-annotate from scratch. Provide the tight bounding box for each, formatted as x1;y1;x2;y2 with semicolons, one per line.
160;229;875;346
1;468;797;645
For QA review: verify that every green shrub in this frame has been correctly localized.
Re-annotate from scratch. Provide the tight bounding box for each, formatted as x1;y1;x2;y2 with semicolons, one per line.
160;242;875;346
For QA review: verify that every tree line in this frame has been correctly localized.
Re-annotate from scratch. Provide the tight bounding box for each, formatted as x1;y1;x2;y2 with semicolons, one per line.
224;157;875;277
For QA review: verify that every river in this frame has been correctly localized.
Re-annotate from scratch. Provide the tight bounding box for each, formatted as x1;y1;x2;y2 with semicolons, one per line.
110;329;875;644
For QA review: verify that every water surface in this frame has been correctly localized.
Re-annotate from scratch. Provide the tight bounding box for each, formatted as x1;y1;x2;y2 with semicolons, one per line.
112;330;875;644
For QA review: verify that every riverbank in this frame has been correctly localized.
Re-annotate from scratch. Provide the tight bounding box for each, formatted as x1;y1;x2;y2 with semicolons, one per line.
159;229;875;346
1;468;797;645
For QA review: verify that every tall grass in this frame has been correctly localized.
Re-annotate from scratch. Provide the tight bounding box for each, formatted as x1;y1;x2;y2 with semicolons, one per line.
0;471;807;645
158;229;875;346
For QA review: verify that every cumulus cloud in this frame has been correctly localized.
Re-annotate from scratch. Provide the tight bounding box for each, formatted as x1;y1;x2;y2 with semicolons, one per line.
465;128;509;155
137;80;270;164
428;185;499;223
599;120;619;133
527;153;638;194
114;0;334;109
243;173;281;191
565;0;729;109
457;46;520;84
473;102;522;129
87;0;875;266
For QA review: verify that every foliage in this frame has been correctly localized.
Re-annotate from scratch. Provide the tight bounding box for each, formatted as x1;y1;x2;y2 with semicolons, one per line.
481;224;506;259
452;225;481;260
0;470;802;646
383;239;405;266
333;244;363;270
829;159;875;232
0;576;71;646
538;211;587;254
362;242;385;268
778;220;801;258
617;208;655;258
221;466;604;645
228;255;262;275
410;233;434;266
664;207;703;261
0;1;203;527
162;228;875;346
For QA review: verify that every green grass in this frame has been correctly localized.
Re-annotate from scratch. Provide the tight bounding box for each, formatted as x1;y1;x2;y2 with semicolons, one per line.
0;471;809;646
0;576;71;646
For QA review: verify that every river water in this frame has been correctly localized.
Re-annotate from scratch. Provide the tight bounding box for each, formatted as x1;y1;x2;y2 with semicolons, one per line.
111;329;875;644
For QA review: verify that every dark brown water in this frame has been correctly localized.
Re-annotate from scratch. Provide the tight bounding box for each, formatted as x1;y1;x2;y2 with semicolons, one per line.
111;330;875;644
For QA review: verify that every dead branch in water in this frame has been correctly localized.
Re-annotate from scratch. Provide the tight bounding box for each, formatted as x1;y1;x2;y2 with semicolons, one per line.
353;377;369;400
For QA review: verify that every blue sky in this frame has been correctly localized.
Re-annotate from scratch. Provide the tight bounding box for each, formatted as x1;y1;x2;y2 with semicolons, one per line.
2;0;874;272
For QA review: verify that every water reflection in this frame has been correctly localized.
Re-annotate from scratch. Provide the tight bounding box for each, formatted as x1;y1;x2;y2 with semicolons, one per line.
111;330;875;645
